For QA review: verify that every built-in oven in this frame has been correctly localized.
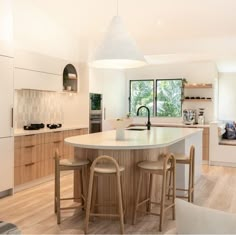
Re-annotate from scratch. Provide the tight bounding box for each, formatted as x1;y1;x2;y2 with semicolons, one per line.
89;93;102;133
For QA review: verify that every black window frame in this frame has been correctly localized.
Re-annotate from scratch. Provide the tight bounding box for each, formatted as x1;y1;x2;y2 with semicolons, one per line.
129;78;183;117
129;79;154;116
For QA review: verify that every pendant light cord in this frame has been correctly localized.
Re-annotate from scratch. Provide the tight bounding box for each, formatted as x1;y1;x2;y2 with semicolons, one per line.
116;0;119;16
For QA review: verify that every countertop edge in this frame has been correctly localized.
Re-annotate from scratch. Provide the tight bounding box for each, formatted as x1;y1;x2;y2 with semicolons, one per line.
14;125;89;136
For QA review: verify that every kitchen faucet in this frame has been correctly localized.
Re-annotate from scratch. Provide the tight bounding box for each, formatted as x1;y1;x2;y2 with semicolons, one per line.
136;105;151;130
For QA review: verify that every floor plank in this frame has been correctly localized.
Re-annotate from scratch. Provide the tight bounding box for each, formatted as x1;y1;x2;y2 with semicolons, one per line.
1;165;236;234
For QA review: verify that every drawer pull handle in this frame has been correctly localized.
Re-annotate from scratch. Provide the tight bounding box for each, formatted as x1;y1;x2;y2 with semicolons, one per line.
25;145;35;148
53;141;61;143
25;134;36;137
25;162;35;167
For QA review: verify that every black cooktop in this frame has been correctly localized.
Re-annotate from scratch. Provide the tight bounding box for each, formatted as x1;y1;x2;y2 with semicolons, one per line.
24;123;62;130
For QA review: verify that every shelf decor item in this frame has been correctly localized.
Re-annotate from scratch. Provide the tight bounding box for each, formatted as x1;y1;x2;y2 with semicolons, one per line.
63;64;78;92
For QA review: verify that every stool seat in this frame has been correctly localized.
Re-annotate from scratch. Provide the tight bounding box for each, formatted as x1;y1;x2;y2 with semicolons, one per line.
94;163;125;174
174;153;190;161
138;160;171;171
59;159;90;167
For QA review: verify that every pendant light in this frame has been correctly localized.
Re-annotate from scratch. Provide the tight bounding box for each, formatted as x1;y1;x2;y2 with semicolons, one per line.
90;0;146;69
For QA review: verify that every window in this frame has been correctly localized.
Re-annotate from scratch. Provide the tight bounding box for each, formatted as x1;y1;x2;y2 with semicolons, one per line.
129;79;183;117
156;79;182;117
129;80;154;116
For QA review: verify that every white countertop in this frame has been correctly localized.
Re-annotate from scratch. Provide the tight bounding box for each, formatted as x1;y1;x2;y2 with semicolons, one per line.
133;122;209;128
14;124;89;136
65;126;203;150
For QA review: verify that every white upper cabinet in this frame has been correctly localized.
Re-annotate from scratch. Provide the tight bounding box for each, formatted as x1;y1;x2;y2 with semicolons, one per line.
0;56;13;137
0;0;13;57
14;50;65;91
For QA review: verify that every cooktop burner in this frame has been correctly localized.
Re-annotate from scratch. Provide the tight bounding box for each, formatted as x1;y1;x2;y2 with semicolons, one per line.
47;124;62;129
24;123;45;130
23;123;62;130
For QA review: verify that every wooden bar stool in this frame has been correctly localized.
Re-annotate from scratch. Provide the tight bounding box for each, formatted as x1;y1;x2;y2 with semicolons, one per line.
169;145;195;202
54;150;90;224
84;155;125;234
133;153;176;232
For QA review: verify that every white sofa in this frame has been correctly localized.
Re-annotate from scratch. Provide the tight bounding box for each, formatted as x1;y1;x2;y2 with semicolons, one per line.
210;121;236;166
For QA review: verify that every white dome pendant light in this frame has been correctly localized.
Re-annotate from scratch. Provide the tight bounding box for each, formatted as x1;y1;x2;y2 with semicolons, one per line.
90;0;146;69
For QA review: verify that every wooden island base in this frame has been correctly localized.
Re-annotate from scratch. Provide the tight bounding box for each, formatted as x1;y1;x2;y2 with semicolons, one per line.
74;147;167;221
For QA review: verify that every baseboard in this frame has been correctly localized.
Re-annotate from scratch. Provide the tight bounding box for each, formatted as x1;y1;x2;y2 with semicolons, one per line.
209;161;236;168
202;160;209;165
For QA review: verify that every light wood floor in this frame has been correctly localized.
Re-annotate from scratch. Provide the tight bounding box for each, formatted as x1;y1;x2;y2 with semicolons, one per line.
1;165;236;234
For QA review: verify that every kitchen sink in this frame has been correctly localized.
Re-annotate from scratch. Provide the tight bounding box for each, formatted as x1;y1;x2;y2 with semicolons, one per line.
126;128;146;131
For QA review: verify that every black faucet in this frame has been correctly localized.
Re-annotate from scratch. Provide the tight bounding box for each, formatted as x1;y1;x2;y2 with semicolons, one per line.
136;106;151;130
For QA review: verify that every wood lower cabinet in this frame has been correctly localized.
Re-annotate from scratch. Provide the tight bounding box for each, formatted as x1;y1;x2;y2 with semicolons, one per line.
14;128;88;186
202;127;209;161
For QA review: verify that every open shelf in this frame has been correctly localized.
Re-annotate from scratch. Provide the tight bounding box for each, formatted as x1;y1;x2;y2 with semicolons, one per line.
63;64;78;92
183;99;212;102
184;83;212;88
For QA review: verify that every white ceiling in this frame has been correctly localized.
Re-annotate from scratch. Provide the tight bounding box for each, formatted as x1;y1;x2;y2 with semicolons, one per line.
14;0;236;71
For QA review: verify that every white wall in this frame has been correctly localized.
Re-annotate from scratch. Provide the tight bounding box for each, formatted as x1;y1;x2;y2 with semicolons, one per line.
125;61;218;124
13;0;79;62
218;72;236;121
89;68;127;130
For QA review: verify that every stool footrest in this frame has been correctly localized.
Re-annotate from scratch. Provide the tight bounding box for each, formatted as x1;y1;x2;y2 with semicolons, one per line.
60;197;81;201
137;198;150;207
60;205;83;210
90;213;120;218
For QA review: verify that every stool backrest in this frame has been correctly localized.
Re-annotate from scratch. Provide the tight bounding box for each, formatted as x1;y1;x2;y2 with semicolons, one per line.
90;155;121;174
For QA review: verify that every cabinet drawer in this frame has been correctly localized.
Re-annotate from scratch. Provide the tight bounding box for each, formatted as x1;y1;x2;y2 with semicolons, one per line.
14;136;22;149
21;134;44;147
44;142;63;161
63;130;74;138
44;131;63;143
73;129;82;136
14;161;41;186
15;145;43;166
82;128;88;135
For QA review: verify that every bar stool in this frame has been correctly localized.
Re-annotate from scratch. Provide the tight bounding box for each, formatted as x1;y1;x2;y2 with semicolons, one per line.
133;153;176;232
168;145;195;202
54;150;90;224
84;155;125;234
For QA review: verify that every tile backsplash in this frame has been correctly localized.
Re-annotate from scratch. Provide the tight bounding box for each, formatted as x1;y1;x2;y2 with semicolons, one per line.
15;90;64;128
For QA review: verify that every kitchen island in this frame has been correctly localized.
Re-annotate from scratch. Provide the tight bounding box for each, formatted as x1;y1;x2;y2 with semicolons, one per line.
65;127;202;220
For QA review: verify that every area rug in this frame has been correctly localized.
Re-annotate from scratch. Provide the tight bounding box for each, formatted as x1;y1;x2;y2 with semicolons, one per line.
0;221;21;234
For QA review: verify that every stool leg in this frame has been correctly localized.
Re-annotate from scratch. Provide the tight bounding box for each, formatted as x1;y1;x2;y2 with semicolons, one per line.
56;167;61;224
167;170;172;200
81;167;87;210
90;176;98;221
85;169;95;234
191;157;195;203
147;173;153;212
120;176;126;224
116;172;124;234
188;163;192;202
133;170;143;225
159;170;167;232
172;165;176;220
54;162;57;214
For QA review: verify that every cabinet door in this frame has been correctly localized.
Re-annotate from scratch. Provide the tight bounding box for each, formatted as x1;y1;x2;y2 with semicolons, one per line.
0;137;13;192
0;56;13;137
